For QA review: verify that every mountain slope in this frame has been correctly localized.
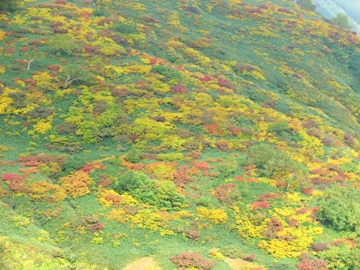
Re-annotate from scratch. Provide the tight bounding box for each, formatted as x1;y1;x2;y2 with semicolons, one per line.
1;0;360;269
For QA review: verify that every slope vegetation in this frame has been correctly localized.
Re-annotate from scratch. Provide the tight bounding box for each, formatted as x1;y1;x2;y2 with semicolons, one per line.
1;0;360;269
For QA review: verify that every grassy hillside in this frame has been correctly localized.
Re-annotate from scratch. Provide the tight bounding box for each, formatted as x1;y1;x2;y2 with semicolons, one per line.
1;0;360;269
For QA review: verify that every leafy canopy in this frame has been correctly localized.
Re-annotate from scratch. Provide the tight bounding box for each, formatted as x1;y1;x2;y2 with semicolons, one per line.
0;0;23;12
331;13;352;30
296;0;316;12
317;184;360;232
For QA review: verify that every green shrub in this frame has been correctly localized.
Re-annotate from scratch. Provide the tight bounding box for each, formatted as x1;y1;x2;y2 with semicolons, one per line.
155;181;185;209
111;22;137;34
246;143;307;185
112;171;147;194
296;0;316;12
61;156;87;176
331;13;352;30
150;65;183;82
92;8;109;17
124;149;140;163
132;180;155;204
0;0;22;12
317;184;360;232
317;243;359;270
340;162;360;174
267;121;289;134
218;157;237;178
157;153;185;161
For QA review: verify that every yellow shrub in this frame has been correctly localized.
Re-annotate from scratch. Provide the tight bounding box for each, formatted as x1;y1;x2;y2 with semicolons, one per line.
120;193;139;206
107;208;127;223
59;171;91;198
130;209;163;231
32;120;52;134
197;207;228;224
284;192;302;203
28;180;67;202
311;190;323;197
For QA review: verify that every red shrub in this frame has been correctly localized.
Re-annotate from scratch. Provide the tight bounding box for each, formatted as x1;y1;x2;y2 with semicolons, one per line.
2;173;23;182
18;156;41;167
344;133;354;146
296;253;327;270
218;78;230;88
288;219;299;227
243;254;256;262
170;251;216;270
268;217;283;232
5;44;16;54
177;65;185;72
247;8;263;14
258;192;279;201
97;18;113;26
150;58;158;65
227;126;241;136
184;152;201;159
171;84;189;94
215;141;231;152
251;201;270;211
28;40;42;46
173;166;194;188
301;187;313;196
302;120;319;129
191;161;209;171
258;4;268;9
185;230;200;241
199;75;212;82
84;44;99;54
99;174;112;189
278;8;293;14
50;22;64;28
79;163;105;173
55;0;67;4
104;193;122;206
204;124;223;136
2;173;26;193
306;128;322;138
148;154;158;160
215;184;235;204
310;242;330;252
87;222;104;232
47;64;60;71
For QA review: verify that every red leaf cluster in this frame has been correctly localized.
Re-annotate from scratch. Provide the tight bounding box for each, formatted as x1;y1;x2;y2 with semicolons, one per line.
199;75;212;82
218;78;230;88
296;253;327;270
278;8;293;14
258;192;279;201
170;251;216;270
47;64;60;71
171;84;189;94
55;0;67;5
104;193;122;206
191;161;209;171
79;162;105;174
204;124;223;136
251;201;270;211
173;166;194;188
215;184;235;204
99;174;112;189
2;173;26;193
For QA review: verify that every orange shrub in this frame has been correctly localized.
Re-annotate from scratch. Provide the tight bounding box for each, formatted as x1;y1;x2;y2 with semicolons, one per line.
59;171;91;198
